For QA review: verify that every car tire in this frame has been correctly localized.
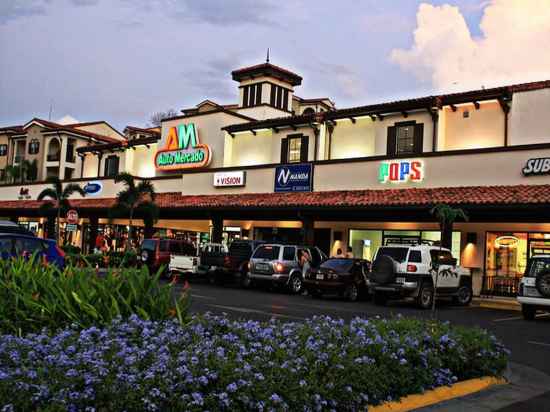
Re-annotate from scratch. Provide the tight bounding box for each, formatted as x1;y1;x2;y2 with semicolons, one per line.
345;283;359;302
289;274;303;294
535;270;550;298
241;272;253;289
453;285;473;306
373;291;388;306
417;282;434;309
522;304;536;320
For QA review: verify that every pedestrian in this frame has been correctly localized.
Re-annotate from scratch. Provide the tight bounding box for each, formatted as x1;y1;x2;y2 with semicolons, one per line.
346;246;354;258
299;249;312;277
333;248;345;258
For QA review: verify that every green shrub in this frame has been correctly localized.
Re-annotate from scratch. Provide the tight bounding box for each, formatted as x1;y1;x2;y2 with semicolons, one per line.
0;258;188;335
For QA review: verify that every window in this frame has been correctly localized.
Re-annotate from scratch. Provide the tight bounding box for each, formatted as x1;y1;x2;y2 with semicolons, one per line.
28;139;40;155
252;245;280;260
64;167;74;180
280;134;309;164
0;144;7;157
47;139;61;162
104;155;119;177
408;250;422;263
270;84;289;111
302;107;315;115
242;83;262;107
14;237;45;256
308;247;322;266
387;122;424;156
376;247;409;263
283;246;295;261
66;139;76;163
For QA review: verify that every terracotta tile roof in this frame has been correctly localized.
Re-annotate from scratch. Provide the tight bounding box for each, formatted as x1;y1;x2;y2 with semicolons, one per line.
1;184;549;211
231;63;302;86
24;118;121;144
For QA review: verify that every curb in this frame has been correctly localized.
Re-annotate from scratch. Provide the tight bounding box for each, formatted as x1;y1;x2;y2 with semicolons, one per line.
368;376;506;412
472;297;520;312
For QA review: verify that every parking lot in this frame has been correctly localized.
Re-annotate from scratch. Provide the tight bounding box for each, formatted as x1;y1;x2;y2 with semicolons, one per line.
180;279;550;377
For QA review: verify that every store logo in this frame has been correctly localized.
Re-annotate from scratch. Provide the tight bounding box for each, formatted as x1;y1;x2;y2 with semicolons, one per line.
213;171;246;187
274;163;312;192
379;160;423;183
18;187;31;200
522;158;550;176
155;123;212;171
83;181;103;195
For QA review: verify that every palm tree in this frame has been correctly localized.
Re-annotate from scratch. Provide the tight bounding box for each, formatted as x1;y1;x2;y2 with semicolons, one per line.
5;164;22;183
430;204;468;316
22;159;38;182
37;176;86;241
112;173;158;250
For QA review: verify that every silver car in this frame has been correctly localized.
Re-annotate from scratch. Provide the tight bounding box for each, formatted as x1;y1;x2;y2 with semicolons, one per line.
244;244;327;293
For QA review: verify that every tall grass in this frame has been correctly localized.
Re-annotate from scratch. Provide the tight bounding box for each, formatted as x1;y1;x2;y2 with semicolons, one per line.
0;258;189;335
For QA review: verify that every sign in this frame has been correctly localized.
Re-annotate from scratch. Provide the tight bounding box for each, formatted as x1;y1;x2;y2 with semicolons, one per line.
213;171;246;187
274;163;312;192
522;158;550;176
379;160;423;183
66;209;79;224
83;181;103;195
155;123;212;171
66;224;77;232
18;187;31;200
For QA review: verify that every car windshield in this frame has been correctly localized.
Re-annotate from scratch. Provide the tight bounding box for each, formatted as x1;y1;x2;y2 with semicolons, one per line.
376;247;409;263
252;245;280;260
320;259;354;272
527;258;550;277
141;239;156;252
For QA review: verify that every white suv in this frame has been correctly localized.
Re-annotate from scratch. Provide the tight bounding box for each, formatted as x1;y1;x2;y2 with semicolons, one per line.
517;255;550;320
368;244;472;309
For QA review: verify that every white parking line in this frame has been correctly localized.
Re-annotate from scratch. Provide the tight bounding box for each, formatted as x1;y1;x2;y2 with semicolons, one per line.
528;341;550;348
207;304;305;320
493;316;523;322
190;294;217;300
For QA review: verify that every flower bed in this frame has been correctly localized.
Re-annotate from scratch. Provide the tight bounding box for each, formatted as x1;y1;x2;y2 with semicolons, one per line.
0;315;509;411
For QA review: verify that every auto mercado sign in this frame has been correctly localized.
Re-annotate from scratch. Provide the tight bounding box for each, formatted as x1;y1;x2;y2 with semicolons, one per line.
379;160;423;183
274;163;312;192
155;123;212;171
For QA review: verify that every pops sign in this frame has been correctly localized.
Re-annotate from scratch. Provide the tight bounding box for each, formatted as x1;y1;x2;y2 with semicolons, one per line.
379;160;423;183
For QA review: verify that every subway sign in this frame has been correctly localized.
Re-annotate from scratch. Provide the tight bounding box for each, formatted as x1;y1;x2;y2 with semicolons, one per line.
522;158;550;176
155;123;212;171
379;160;423;183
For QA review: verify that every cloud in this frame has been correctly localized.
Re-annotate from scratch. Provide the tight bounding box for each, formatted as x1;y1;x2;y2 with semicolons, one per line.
70;0;100;6
314;63;365;100
390;0;550;91
0;0;49;24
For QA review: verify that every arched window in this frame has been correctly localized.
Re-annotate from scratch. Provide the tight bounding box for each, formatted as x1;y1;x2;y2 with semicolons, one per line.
302;107;315;115
47;138;61;162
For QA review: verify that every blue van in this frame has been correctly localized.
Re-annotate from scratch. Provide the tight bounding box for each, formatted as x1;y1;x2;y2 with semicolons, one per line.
0;233;65;269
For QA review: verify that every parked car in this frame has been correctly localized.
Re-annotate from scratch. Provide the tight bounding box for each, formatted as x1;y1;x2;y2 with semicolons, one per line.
0;233;65;268
368;244;472;309
140;238;196;275
517;254;550;320
169;243;228;279
212;240;265;285
246;244;328;293
0;220;35;236
304;258;371;301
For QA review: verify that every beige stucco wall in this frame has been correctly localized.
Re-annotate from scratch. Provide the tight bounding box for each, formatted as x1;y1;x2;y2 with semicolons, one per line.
0;134;8;170
235;105;291;120
509;88;550;145
82;154;99;178
439;101;504;151
330;117;376;159
123;144;157;178
74;123;124;141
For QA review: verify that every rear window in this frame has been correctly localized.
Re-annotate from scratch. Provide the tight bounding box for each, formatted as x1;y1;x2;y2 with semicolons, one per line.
141;239;157;252
253;245;280;260
14;237;45;255
320;258;354;272
229;241;252;254
180;242;197;256
430;250;454;264
376;247;409;263
282;247;295;260
408;250;422;263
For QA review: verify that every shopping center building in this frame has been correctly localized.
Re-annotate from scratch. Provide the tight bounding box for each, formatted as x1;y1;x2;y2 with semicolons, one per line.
2;60;550;297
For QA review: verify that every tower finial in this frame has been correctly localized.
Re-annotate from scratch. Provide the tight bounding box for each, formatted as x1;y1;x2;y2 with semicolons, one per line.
266;48;270;63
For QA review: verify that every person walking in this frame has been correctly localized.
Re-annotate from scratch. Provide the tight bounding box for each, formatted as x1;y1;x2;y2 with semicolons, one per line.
345;246;354;258
333;248;345;258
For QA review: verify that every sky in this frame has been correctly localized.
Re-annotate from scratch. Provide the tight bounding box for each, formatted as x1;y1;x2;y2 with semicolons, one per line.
1;0;549;130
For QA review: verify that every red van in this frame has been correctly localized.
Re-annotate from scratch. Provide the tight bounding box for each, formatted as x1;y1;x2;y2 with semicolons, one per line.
140;238;196;275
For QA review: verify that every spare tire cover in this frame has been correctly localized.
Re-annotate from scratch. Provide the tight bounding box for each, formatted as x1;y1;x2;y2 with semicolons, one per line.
369;255;396;285
535;270;550;298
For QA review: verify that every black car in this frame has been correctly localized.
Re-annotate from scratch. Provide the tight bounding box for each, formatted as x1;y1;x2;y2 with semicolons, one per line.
213;240;265;285
304;258;371;301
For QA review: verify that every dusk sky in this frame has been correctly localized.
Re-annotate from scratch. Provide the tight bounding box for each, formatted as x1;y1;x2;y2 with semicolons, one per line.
1;0;549;130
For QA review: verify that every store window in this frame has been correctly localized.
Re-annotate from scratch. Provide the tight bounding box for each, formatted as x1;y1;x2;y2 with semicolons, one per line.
28;139;40;155
387;122;424;156
280;134;308;163
104;155;119;177
485;232;528;296
0;144;7;156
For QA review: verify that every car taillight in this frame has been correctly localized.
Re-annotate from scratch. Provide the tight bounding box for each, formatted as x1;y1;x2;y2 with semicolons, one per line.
224;256;230;265
407;264;417;272
275;262;284;273
56;245;65;258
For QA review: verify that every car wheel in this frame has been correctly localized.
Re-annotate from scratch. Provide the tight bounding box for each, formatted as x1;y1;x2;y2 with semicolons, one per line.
373;291;387;306
289;274;303;294
345;283;359;302
522;304;536;320
241;272;253;289
417;283;434;309
453;285;473;306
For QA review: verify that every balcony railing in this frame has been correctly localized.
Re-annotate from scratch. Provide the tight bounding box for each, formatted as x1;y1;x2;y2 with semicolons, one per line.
47;153;60;162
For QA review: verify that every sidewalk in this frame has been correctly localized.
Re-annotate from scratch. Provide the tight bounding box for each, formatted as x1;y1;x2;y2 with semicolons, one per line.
473;296;520;312
417;362;550;411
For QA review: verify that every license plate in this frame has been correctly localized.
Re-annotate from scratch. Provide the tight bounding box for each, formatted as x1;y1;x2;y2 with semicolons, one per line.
256;263;270;271
316;274;324;280
396;277;405;284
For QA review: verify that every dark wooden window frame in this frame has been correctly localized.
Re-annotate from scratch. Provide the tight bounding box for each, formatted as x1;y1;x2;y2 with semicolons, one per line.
0;144;7;157
28;139;40;155
387;120;424;156
280;133;309;164
104;155;119;177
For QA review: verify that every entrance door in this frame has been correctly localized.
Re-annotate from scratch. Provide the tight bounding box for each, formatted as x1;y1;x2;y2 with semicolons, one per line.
314;229;331;256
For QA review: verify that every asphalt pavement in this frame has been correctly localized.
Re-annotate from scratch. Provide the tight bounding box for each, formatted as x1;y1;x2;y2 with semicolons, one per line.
178;279;550;411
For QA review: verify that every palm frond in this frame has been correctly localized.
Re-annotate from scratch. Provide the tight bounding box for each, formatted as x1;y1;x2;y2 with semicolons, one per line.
37;188;58;202
45;176;63;196
114;172;136;191
63;183;86;199
39;202;55;215
136;180;156;201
